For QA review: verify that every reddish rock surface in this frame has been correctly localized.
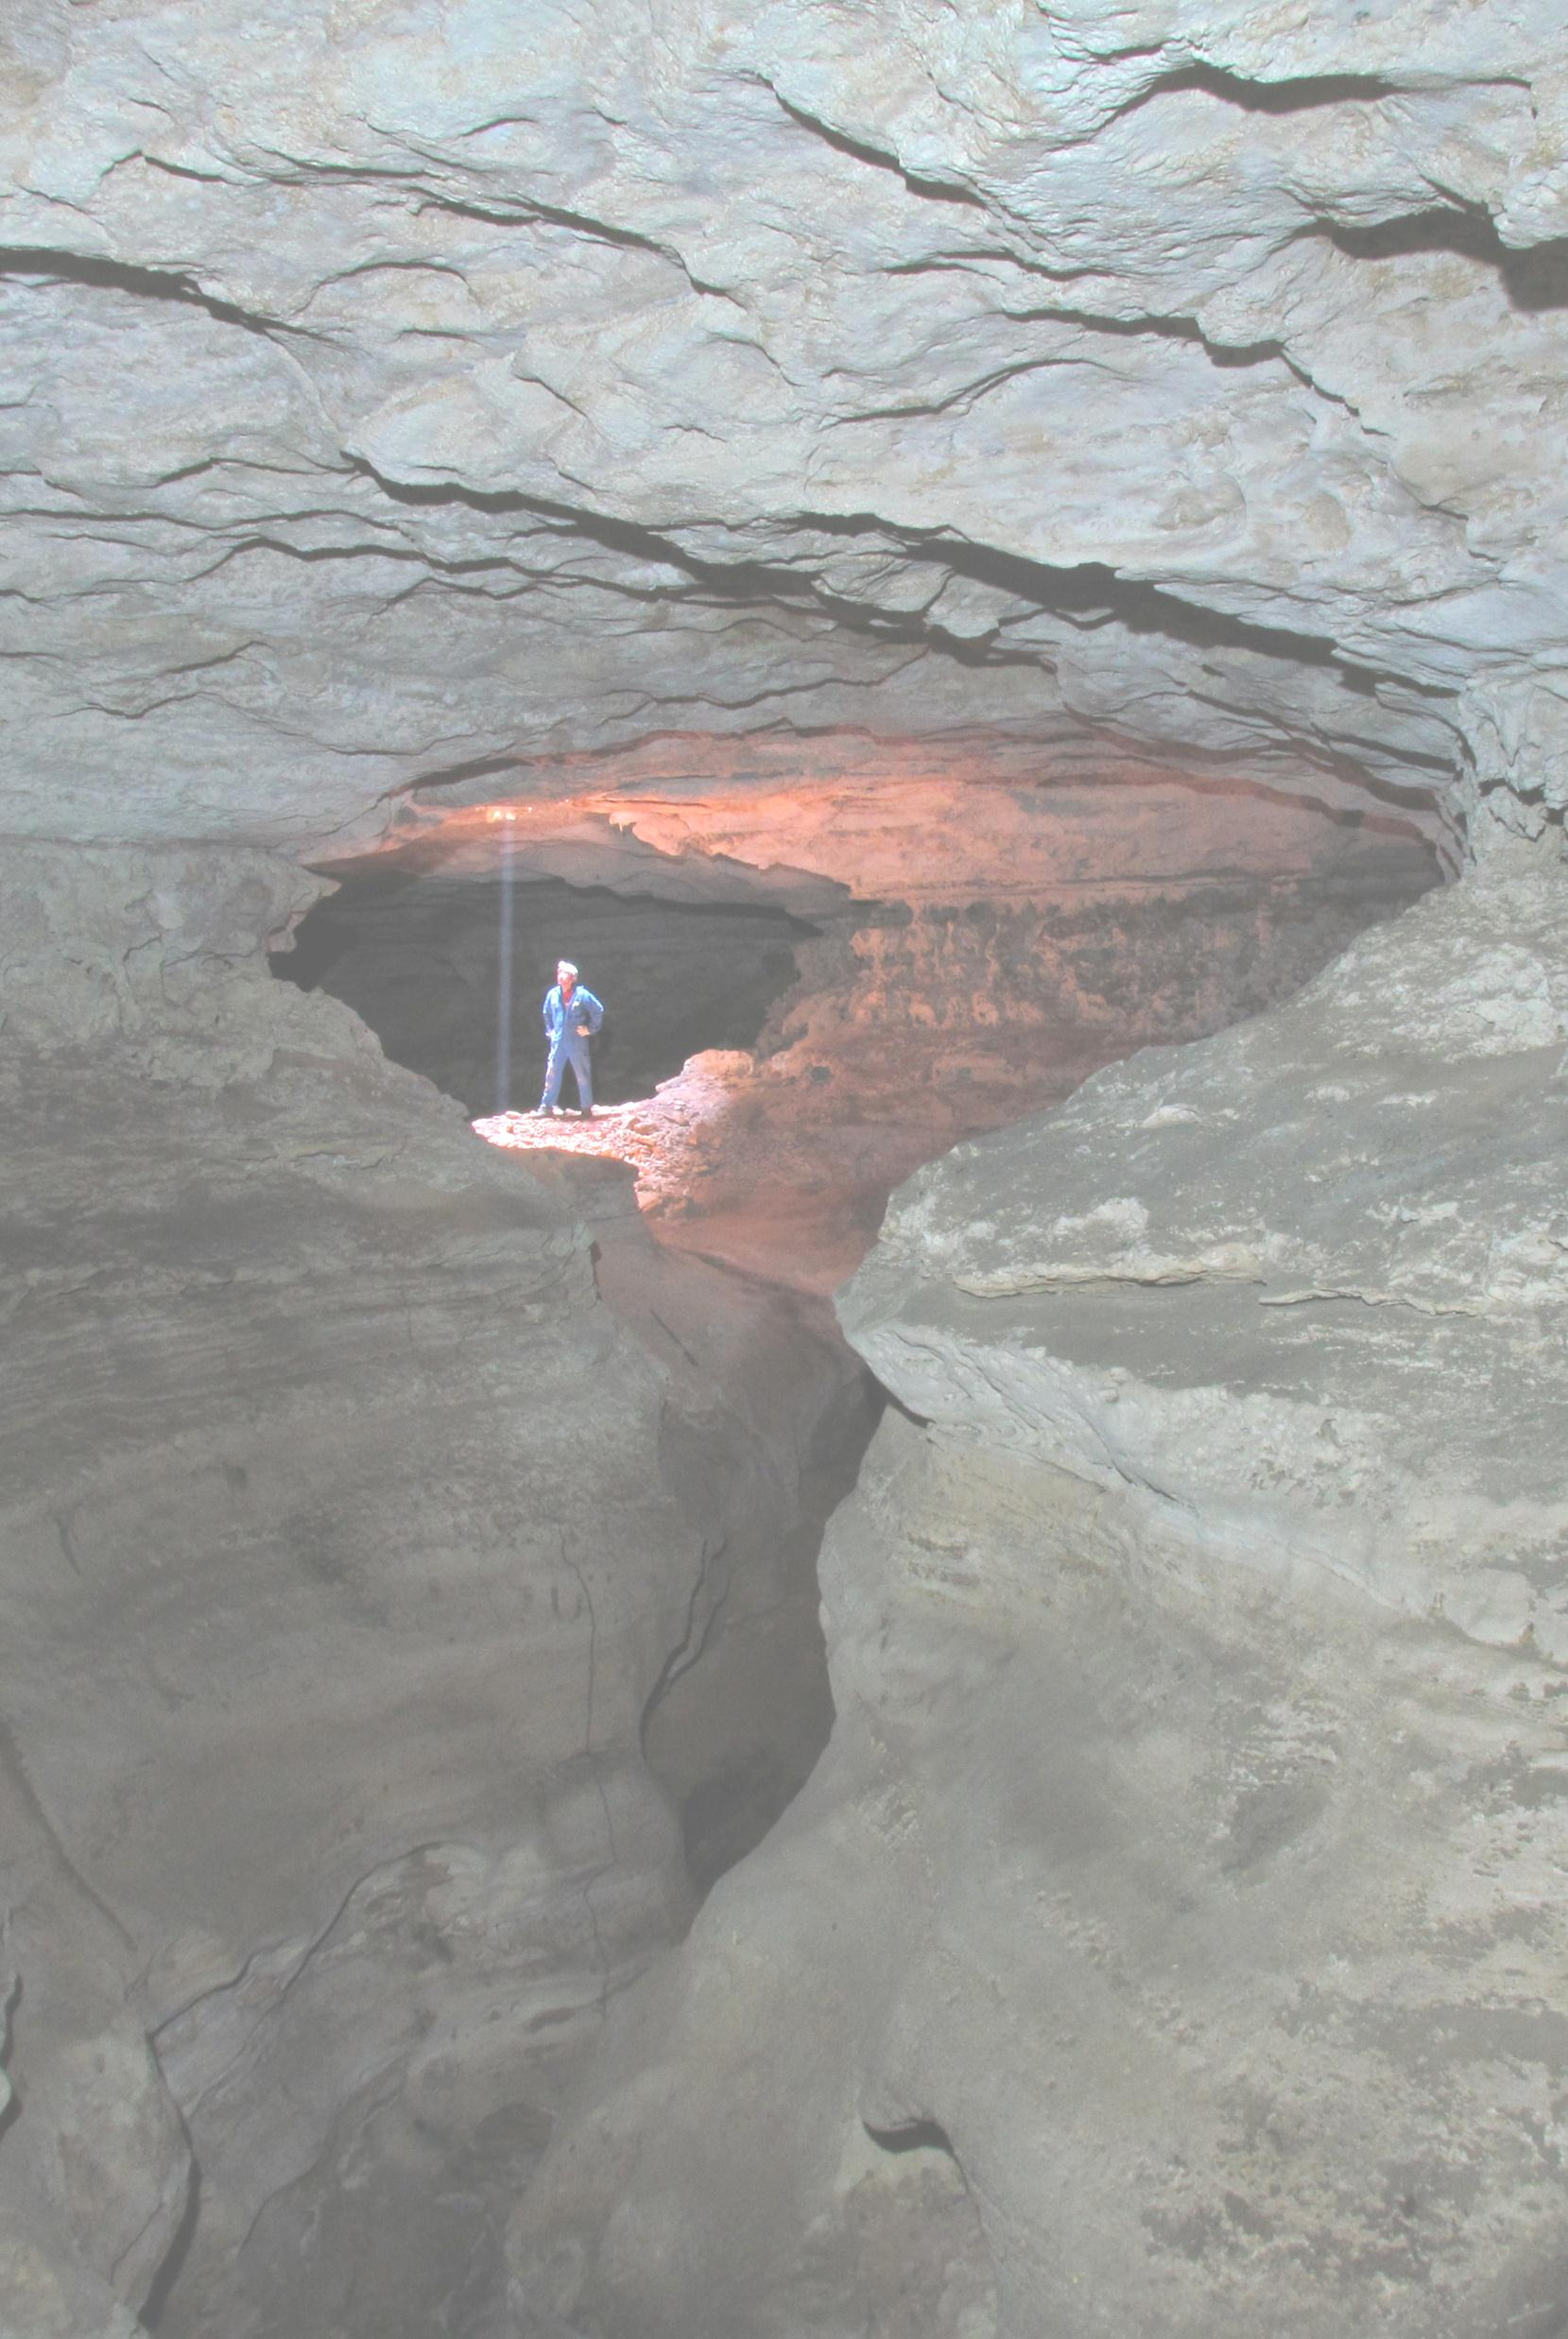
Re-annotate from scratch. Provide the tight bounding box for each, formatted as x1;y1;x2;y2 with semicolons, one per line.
457;736;1442;1292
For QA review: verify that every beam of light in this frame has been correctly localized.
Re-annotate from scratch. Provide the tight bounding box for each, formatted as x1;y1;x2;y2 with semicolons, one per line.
493;811;516;1113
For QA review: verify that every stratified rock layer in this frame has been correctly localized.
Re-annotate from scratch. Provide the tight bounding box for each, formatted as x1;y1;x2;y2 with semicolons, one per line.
3;2;1566;852
0;843;868;2338
4;3;1568;2333
509;869;1568;2339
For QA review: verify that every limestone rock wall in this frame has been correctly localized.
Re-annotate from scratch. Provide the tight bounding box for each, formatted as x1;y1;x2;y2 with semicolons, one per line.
0;843;868;2337
509;870;1568;2338
4;4;1568;2333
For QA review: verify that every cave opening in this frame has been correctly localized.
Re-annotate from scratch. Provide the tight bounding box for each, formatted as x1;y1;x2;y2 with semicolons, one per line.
273;761;1451;1301
273;858;819;1116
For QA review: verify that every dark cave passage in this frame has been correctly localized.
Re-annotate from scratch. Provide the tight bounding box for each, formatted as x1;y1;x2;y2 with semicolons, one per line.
273;862;818;1113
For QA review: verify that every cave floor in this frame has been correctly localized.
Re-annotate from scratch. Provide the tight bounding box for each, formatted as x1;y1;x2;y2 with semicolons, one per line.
472;1044;1093;1295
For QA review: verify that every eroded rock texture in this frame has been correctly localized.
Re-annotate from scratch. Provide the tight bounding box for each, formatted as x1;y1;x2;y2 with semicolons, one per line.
3;3;1568;2335
510;870;1568;2339
3;0;1567;851
0;846;870;2338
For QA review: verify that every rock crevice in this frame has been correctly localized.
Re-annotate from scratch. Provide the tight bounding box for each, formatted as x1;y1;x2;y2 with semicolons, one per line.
0;842;873;2337
4;5;1568;2333
513;872;1568;2339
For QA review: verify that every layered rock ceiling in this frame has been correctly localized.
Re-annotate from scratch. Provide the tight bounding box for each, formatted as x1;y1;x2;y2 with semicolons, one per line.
3;0;1566;851
4;5;1568;2338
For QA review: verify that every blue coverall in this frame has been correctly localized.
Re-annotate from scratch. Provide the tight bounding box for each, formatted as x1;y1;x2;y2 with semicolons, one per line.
540;982;604;1109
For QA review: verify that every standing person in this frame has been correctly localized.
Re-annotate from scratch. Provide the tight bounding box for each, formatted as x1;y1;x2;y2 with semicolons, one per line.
537;958;604;1116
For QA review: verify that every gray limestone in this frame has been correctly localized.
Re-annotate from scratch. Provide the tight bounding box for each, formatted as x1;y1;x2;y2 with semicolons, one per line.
2;4;1568;2334
0;844;867;2337
4;1;1568;851
510;869;1568;2338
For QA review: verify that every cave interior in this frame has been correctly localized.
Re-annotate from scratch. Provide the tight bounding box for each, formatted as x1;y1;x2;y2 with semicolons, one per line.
4;9;1568;2339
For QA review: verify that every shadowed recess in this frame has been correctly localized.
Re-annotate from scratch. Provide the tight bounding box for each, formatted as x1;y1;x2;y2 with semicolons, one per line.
275;865;818;1111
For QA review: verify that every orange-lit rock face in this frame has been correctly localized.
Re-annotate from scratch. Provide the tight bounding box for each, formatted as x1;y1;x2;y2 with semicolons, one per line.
296;731;1443;1291
379;727;1454;898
